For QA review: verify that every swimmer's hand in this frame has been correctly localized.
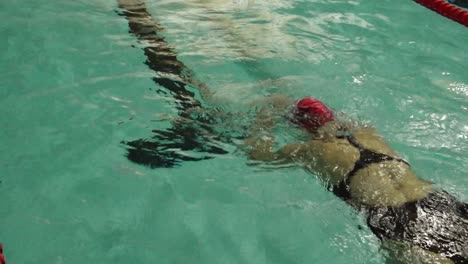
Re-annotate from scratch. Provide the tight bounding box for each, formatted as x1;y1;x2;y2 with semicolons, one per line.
244;100;305;163
244;134;275;161
244;133;306;164
244;108;277;161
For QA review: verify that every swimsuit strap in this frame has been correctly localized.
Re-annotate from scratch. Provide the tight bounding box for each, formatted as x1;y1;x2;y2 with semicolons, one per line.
332;135;409;200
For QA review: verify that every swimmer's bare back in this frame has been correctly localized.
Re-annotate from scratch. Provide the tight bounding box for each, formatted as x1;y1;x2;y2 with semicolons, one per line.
247;117;432;207
245;96;430;206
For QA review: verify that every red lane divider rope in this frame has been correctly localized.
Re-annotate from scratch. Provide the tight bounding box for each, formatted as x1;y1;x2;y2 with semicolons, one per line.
0;243;5;264
414;0;468;27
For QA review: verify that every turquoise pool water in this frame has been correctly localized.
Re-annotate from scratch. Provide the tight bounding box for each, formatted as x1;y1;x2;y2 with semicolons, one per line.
1;0;467;263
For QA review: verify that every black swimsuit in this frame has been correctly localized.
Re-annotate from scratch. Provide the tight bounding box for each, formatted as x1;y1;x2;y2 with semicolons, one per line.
368;191;468;263
331;135;409;200
332;134;468;263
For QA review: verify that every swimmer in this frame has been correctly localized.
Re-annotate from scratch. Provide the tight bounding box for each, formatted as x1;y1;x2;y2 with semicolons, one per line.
245;95;468;264
117;1;468;262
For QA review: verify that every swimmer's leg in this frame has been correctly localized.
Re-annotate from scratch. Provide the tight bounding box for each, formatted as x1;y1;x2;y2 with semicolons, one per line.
382;240;454;264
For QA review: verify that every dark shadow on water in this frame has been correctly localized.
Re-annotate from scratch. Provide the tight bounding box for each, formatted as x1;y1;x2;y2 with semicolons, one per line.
117;0;230;168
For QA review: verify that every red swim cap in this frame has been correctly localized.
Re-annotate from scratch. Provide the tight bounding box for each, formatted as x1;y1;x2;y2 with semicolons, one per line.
291;97;334;131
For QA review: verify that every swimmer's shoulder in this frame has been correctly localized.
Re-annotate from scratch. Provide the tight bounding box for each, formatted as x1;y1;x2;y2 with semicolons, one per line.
316;121;400;158
351;126;400;157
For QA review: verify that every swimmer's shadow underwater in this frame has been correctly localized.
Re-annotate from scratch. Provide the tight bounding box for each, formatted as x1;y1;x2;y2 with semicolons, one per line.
123;112;238;168
117;0;237;168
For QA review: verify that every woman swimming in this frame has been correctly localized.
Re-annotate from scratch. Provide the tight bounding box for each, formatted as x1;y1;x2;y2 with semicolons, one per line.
245;96;468;263
116;0;467;262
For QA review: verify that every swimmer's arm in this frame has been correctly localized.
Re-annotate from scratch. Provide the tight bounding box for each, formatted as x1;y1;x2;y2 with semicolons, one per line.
245;137;306;163
244;107;279;161
244;103;307;163
118;0;213;104
246;94;294;114
244;94;312;163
